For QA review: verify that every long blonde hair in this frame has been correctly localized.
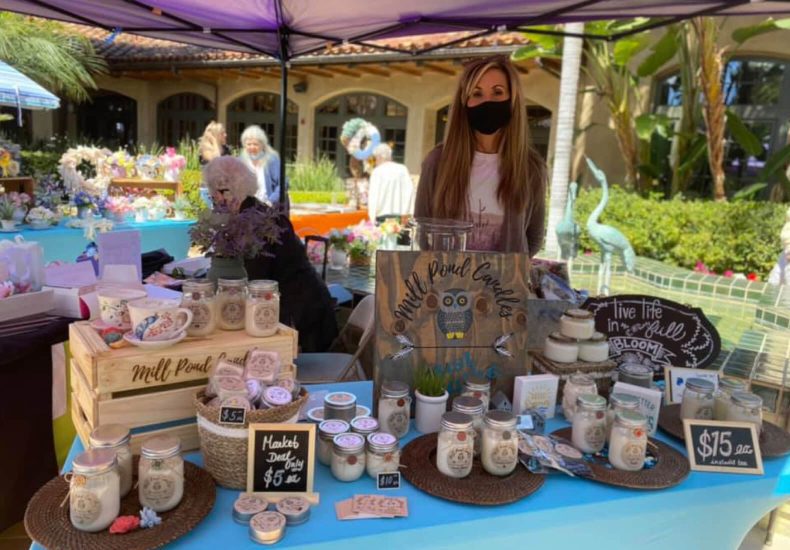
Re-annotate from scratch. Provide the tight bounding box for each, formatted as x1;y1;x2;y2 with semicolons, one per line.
433;56;545;220
198;121;225;162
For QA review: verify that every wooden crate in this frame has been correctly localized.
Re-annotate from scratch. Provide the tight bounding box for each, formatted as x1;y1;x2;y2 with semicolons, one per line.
69;321;299;452
531;351;617;399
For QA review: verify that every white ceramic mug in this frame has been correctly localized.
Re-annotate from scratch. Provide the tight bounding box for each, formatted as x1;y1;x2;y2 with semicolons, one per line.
97;288;148;327
127;298;193;341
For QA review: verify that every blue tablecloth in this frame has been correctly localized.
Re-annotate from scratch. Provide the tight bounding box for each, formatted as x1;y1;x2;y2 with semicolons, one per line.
2;219;194;264
36;381;790;550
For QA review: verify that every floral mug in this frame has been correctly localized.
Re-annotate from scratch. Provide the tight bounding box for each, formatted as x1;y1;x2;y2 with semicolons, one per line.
127;298;193;341
98;288;147;328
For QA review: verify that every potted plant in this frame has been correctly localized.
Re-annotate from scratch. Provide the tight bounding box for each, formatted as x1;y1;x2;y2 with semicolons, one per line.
379;218;402;250
172;196;191;220
148;195;170;221
73;191;96;219
26;206;56;229
9;192;31;223
103;196;133;223
132;196;151;223
327;229;352;270
0;194;17;230
414;365;449;434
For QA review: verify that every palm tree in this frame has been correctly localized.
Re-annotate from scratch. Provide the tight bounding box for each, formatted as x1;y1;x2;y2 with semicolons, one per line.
0;13;106;102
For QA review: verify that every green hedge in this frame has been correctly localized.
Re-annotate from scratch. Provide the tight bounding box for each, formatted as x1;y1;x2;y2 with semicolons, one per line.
573;187;785;277
290;191;348;205
180;169;207;218
19;151;60;177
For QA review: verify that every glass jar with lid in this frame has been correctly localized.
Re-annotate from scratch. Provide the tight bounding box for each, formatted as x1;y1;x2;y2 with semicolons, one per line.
216;277;247;330
324;391;358;423
245;280;280;337
410;217;474;251
605;393;640;443
726;391;763;434
69;449;120;532
331;433;366;482
680;378;715;420
139;435;184;512
714;377;749;420
180;279;216;336
481;410;519;476
452;395;484;457
608;410;649;471
617;363;654;388
378;381;411;438
317;419;350;466
366;432;400;478
436;411;474;478
89;424;132;497
461;376;491;411
350;416;380;437
561;372;597;421
571;394;607;454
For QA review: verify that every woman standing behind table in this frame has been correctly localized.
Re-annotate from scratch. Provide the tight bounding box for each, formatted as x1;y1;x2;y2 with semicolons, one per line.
414;56;546;255
238;125;287;205
198;121;231;164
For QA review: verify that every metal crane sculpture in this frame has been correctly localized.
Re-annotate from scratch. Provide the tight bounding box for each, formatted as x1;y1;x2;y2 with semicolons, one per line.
585;157;635;296
555;181;580;269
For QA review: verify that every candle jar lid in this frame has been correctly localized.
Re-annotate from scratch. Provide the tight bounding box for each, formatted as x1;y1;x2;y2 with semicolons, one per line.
564;308;594;320
548;331;577;344
249;511;286;544
452;395;484;415
350;416;379;435
464;376;490;391
324;391;357;410
585;332;607;343
609;393;640;410
731;391;763;408
367;432;399;453
614;409;648;429
483;410;516;429
576;393;607;411
233;494;269;524
218;277;248;287
441;411;472;431
182;279;215;293
89;424;130;448
568;372;595;386
141;434;181;460
73;448;117;476
686;378;715;394
276;496;311;526
318;419;350;441
263;386;293;407
719;377;748;393
248;279;279;292
618;363;653;379
381;381;410;399
333;432;366;455
307;407;325;423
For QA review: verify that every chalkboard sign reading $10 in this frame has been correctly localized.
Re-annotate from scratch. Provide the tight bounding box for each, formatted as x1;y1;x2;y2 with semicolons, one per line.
682;419;763;475
246;423;319;503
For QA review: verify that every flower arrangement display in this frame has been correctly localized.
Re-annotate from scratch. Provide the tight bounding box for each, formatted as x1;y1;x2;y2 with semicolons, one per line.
0;139;21;177
159;147;186;182
107;150;136;179
190;203;286;260
379;218;403;236
327;228;353;252
132;196;151;223
148;195;170;221
172;196;191;220
103;196;133;222
34;174;66;210
0;194;18;225
59;146;112;195
26;206;56;227
135;155;161;180
346;220;383;265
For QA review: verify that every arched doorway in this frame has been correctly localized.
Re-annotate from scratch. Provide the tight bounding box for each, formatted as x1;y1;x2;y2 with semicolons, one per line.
75;90;137;149
226;92;298;161
315;92;408;176
157;92;216;145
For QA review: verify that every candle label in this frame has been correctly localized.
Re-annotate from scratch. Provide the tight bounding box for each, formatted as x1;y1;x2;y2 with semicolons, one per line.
584;424;606;449
621;441;647;468
278;497;308;514
235;495;268;514
186;303;212;330
141;474;176;507
221;300;244;324
70;490;101;525
490;441;518;465
386;410;409;436
253;302;279;330
251;511;285;531
695;406;713;420
446;445;472;473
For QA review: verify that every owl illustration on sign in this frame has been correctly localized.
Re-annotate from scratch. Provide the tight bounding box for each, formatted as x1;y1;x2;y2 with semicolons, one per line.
437;289;473;340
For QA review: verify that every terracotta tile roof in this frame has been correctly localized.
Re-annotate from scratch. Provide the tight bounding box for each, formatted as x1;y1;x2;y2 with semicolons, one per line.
68;24;528;66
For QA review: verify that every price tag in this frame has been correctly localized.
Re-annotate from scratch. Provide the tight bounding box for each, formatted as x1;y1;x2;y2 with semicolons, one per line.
376;472;401;490
219;406;247;426
682;419;763;475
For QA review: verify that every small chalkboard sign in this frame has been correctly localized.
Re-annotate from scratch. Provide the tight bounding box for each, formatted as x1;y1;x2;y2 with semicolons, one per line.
218;406;247;426
247;423;319;503
377;472;401;490
682;419;763;475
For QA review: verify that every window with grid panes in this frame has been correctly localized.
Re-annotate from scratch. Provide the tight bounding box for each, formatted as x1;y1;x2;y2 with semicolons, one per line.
157;92;215;145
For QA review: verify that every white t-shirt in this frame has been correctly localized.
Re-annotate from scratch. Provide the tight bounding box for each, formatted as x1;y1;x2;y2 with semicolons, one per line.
368;161;414;221
467;151;504;251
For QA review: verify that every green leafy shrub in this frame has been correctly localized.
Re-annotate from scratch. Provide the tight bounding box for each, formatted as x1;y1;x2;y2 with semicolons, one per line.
290;191;347;204
180;168;207;218
287;155;344;193
573;186;784;277
19;150;60;177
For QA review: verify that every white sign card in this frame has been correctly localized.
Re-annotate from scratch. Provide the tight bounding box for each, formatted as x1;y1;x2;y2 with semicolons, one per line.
513;374;559;418
664;366;720;404
97;230;142;280
612;381;663;435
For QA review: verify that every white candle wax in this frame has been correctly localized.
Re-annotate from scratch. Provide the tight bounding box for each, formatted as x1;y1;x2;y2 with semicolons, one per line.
436;430;473;478
139;456;184;512
480;429;519;476
70;469;120;532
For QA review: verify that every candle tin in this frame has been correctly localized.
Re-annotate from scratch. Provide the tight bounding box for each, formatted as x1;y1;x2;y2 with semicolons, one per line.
249;511;286;545
233;494;269;525
275;496;311;526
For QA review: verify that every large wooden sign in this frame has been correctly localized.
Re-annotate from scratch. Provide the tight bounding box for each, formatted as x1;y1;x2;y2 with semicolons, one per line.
582;295;720;374
374;251;530;400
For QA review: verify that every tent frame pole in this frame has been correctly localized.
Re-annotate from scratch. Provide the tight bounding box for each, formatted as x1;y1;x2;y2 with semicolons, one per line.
276;0;290;214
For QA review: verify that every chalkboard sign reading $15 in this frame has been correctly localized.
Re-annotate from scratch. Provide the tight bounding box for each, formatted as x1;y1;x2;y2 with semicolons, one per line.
682;419;763;475
247;423;319;503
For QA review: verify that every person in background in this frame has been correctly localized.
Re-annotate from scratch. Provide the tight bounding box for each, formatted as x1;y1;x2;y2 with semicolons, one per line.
238;125;287;205
367;143;414;222
203;156;337;352
414;55;546;255
198;121;230;165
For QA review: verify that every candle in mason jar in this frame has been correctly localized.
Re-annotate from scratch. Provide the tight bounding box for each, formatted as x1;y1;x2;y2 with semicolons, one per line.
561;372;598;421
452;395;484;456
331;433;366;482
544;331;579;364
366;432;400;478
726;391;763;434
181;279;216;336
617;363;654;388
350;416;380;437
559;308;595;340
680;378;715;421
378;382;411;438
714;377;748;420
246;280;280;337
605;393;640;443
578;332;609;363
461;376;491;411
216;277;247;330
436;411;474;478
317;419;350;466
571;394;607;454
69;449;120;532
480;410;519;476
608;410;648;471
89;424;132;497
139;435;184;512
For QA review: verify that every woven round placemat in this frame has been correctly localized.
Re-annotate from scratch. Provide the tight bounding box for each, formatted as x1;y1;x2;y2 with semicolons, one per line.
399;433;545;506
659;403;790;458
25;459;215;550
551;427;689;490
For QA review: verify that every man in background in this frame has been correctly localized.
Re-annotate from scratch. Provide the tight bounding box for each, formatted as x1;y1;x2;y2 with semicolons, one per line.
367;143;414;222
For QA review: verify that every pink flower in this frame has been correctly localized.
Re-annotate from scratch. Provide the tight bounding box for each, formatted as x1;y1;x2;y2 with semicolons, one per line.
723;270;734;278
166;147;176;156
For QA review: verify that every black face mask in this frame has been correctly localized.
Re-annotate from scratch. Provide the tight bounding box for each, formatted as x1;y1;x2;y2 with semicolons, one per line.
467;99;512;135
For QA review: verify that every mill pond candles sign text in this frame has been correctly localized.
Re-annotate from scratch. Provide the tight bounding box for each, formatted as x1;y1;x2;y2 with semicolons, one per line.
582;295;721;374
374;251;531;400
247;423;318;504
683;419;763;475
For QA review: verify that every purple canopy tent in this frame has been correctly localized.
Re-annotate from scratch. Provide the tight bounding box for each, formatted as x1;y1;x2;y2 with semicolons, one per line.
3;0;790;209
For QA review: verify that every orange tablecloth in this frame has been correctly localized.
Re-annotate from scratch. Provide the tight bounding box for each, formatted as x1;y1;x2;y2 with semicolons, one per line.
290;209;368;237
